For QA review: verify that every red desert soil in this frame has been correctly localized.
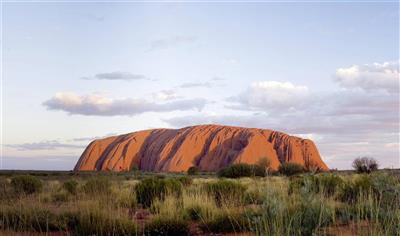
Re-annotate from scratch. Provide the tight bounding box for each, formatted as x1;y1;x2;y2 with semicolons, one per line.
74;124;328;172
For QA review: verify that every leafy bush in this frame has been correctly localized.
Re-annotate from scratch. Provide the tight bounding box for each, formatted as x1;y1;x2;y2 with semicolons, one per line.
278;163;304;176
144;217;189;236
62;180;78;195
217;163;266;178
136;178;182;208
82;177;111;195
204;180;246;206
10;175;42;195
187;166;200;175
352;157;379;174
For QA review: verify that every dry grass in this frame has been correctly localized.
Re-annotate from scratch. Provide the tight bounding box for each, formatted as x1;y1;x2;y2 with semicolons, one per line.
0;170;399;235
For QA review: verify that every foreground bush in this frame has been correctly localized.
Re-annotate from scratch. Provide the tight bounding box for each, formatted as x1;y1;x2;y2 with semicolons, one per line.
217;163;266;178
82;177;111;195
136;178;182;208
204;180;246;206
10;175;42;195
144;217;189;236
278;163;304;176
352;157;379;174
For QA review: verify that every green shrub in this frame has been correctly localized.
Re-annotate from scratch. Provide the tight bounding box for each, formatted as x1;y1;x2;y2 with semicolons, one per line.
204;180;246;206
217;163;266;178
187;166;200;175
136;178;182;208
10;175;42;195
352;157;379;174
199;212;248;233
82;177;111;195
62;180;78;195
144;217;189;236
278;163;304;176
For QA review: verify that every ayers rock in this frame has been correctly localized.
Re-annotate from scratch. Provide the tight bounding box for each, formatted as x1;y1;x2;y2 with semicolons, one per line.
74;124;328;172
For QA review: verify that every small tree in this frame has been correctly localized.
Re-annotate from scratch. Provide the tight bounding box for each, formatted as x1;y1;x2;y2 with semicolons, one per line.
257;157;271;172
352;157;379;174
187;166;200;175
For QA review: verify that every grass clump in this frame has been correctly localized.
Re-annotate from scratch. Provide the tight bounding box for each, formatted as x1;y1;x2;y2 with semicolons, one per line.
62;179;78;195
82;177;111;195
60;208;137;235
289;174;344;197
200;211;249;234
204;180;246;206
136;177;182;208
144;217;189;236
10;175;42;195
217;163;266;178
278;163;304;176
0;206;60;232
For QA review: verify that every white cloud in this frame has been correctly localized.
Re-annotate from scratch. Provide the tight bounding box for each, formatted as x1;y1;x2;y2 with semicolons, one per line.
229;81;309;111
335;61;399;93
43;92;207;116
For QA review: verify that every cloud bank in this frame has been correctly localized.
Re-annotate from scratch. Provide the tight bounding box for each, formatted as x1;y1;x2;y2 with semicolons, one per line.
43;92;207;116
164;61;400;169
6;141;85;151
335;61;399;93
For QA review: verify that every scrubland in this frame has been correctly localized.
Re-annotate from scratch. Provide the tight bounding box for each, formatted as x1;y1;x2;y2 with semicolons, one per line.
0;169;399;236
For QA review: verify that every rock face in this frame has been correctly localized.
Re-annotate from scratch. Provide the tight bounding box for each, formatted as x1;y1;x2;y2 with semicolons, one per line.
74;124;328;172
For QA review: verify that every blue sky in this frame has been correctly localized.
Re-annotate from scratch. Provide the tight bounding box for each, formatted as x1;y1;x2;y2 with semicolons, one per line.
2;2;399;170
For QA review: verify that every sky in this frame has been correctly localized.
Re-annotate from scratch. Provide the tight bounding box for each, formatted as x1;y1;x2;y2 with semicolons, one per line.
1;1;399;170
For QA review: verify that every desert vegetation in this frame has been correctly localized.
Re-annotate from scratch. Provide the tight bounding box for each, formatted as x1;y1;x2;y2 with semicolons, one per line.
0;164;399;235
